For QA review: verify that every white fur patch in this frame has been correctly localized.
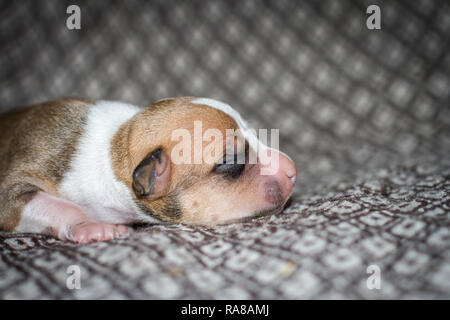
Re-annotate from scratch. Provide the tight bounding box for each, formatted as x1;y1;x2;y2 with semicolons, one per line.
191;97;273;153
17;192;87;237
192;98;249;129
17;192;58;233
58;101;159;224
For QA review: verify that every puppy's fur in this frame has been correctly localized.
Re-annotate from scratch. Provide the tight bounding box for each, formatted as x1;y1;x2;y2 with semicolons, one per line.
0;97;296;243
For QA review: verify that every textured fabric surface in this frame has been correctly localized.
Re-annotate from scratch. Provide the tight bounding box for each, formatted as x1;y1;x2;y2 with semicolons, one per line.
1;159;450;299
1;0;450;299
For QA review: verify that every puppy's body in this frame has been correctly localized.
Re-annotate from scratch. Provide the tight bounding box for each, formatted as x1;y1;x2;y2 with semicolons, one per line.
0;97;297;243
57;101;153;225
0;99;91;231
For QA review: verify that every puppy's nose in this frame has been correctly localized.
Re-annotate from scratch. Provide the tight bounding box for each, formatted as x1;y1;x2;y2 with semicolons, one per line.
279;152;297;192
279;152;297;187
259;149;297;195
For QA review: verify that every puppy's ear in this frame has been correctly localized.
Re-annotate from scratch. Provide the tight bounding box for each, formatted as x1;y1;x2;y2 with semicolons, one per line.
132;148;171;199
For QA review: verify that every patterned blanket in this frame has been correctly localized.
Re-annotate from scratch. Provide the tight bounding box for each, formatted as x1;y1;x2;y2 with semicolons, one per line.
1;158;449;299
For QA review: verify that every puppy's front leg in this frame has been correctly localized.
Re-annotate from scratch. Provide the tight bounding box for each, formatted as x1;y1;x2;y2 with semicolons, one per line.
17;192;131;244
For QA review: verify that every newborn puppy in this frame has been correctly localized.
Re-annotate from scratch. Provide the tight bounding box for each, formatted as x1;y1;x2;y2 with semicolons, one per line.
0;97;297;243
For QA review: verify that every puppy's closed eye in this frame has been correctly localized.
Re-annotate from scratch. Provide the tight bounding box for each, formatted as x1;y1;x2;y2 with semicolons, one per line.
213;154;245;179
214;162;245;179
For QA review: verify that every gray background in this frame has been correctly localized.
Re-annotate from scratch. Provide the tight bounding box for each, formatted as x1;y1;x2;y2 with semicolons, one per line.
1;0;449;194
1;0;450;299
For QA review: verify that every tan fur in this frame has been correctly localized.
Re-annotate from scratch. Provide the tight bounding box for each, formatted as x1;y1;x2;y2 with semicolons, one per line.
1;97;294;232
111;97;240;223
0;98;92;231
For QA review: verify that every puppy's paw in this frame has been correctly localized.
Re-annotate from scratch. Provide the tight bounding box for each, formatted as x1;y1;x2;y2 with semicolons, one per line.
66;221;131;244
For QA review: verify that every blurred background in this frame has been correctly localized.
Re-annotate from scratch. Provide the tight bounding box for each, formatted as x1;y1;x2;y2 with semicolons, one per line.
1;0;449;193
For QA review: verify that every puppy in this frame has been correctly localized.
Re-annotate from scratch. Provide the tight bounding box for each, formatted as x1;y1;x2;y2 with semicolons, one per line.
0;97;297;243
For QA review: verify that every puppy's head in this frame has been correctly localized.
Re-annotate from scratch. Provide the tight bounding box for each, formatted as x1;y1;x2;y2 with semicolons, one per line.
112;97;297;225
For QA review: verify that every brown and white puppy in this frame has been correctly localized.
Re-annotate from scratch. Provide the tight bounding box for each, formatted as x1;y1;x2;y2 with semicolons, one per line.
0;97;297;243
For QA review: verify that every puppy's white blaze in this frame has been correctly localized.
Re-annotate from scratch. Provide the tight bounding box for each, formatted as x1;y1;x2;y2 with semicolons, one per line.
192;98;279;175
58;101;159;224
